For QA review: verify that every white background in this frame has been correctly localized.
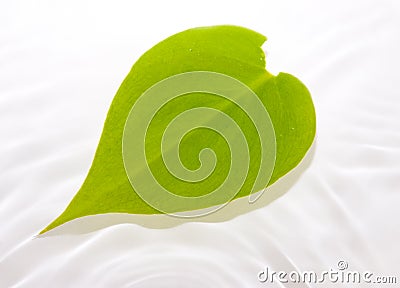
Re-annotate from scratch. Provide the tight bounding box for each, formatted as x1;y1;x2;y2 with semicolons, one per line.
1;0;399;287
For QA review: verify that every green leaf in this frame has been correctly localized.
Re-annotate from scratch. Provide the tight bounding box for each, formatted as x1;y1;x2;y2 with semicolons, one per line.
41;25;315;234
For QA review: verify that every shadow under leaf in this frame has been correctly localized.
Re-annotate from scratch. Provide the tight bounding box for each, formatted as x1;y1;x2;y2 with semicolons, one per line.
37;141;316;237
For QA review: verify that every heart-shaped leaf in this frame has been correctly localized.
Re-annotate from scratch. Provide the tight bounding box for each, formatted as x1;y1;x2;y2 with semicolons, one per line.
41;25;315;234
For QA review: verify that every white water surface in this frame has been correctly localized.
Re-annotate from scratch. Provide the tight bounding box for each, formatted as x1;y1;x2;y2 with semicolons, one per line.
1;0;400;287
